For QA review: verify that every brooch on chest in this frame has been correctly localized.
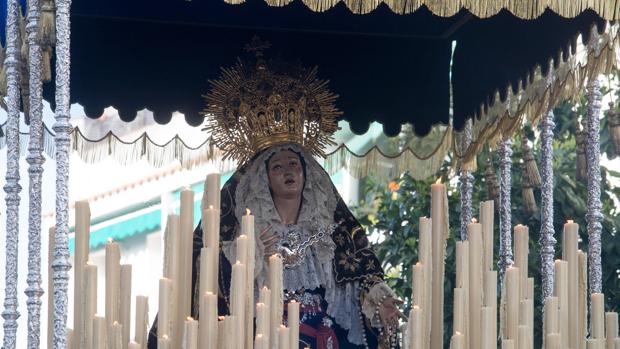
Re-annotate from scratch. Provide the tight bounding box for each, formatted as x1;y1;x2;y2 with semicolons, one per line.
276;224;336;268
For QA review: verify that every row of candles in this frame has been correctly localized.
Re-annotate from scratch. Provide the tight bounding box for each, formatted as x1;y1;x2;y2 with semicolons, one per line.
402;189;620;349
55;172;300;348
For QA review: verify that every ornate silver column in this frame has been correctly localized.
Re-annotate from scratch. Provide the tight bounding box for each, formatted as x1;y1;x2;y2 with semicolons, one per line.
586;78;603;294
498;137;514;285
52;0;73;347
459;119;473;241
2;0;23;348
539;109;556;301
25;0;46;347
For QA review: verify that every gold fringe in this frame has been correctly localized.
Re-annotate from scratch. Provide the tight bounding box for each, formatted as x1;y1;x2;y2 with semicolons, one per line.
485;156;500;208
521;135;541;187
224;0;620;19
521;163;538;214
38;0;56;48
41;48;52;82
575;124;587;181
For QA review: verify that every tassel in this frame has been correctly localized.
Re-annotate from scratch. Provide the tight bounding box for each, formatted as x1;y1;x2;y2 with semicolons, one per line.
576;121;587;181
485;156;500;208
38;0;56;47
607;102;620;157
520;135;541;187
521;162;537;215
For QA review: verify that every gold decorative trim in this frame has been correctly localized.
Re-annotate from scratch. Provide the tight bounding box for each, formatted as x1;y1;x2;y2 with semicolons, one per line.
223;0;620;19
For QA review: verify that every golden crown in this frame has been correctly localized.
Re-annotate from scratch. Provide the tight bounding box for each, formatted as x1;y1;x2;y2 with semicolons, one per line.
202;37;341;164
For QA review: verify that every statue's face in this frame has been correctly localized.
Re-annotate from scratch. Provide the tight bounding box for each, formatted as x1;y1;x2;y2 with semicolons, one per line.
267;149;305;200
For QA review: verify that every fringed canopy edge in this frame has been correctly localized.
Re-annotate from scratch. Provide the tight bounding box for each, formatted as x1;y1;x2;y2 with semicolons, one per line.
223;0;620;19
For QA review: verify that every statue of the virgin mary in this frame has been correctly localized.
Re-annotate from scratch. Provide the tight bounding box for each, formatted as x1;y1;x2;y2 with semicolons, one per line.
149;38;402;349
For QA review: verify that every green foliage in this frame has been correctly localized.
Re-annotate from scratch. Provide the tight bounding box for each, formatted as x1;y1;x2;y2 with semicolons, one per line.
352;85;620;347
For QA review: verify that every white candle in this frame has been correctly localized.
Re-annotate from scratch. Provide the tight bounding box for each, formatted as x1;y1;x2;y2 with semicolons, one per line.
418;216;432;349
288;300;300;349
199;292;217;349
205;172;221;210
514;225;529;301
578;250;588;348
105;239;121;331
606;312;618;349
554;260;569;348
546;333;560;349
254;333;267;349
128;341;140;349
230;262;246;343
543;297;559;336
517;325;529;349
120;264;132;349
410;305;423;349
502;339;515;349
256;303;268;338
92;315;107;349
47;227;55;349
412;262;424;307
236;235;249;265
67;328;74;349
241;210;256;349
158;335;171;349
199;247;214;299
183;317;198;349
178;188;194;349
111;321;123;349
563;220;579;349
134;295;149;349
84;264;98;349
505;266;520;348
431;179;447;349
259;286;271;311
484;270;498;347
158;278;173;338
453;288;464;336
201;205;220;294
455;240;469;347
592;293;605;339
480;200;494;273
449;332;464;349
278;325;290;349
481;307;494;349
74;201;91;344
469;219;483;349
269;254;284;349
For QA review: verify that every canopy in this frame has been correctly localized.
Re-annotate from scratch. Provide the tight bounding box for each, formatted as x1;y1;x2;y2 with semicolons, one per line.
2;0;619;174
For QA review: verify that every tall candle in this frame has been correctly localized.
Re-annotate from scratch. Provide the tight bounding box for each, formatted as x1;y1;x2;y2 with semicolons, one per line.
105;239;121;331
74;201;91;344
47;227;55;349
502;339;515;349
158;335;170;349
613;338;620;349
256;303;269;338
563;220;579;349
481;307;494;349
120;264;132;349
230;262;246;344
554;260;569;348
278;325;290;349
199;247;214;299
183;317;198;349
449;332;464;349
166;214;182;346
543;297;559;336
242;210;256;349
254;334;267;349
592;293;605;339
546;334;561;349
606;312;619;349
480;200;494;273
453;288;464;336
84;264;98;349
162;214;179;279
514;225;529;301
158;278;173;338
430;178;447;349
418;216;432;349
578;251;588;349
259;286;271;311
128;342;140;349
484;270;498;347
200;205;219;294
412;262;424;307
269;254;284;349
199;292;217;349
205;172;221;210
92;315;107;349
518;325;529;349
179;188;194;349
505;266;520;348
134;295;149;349
519;300;533;349
67;328;74;349
468;219;483;349
288;300;300;349
410;306;423;349
455;240;469;347
111;321;123;349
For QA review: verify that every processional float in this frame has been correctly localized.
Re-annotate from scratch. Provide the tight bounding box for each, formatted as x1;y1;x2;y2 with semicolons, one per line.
2;0;620;348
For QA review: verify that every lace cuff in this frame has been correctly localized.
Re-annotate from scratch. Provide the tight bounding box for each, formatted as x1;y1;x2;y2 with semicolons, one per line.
360;282;396;328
